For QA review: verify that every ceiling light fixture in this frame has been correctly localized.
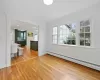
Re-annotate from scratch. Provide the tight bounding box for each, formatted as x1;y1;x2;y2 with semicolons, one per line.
43;0;53;5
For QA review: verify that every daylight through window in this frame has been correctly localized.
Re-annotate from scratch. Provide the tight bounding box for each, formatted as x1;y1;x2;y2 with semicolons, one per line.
58;24;76;45
52;27;58;44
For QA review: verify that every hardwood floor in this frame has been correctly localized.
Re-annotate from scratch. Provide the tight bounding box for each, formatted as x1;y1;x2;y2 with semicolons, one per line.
0;54;100;80
11;47;38;65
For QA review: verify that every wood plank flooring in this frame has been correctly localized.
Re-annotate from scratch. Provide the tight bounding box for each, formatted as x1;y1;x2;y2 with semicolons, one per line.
0;53;100;80
11;47;38;65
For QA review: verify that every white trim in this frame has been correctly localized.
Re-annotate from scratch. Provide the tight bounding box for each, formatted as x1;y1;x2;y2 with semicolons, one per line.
47;52;100;71
51;18;93;48
52;26;58;44
56;44;94;49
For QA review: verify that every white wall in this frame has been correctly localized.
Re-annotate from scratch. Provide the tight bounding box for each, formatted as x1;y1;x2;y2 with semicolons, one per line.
0;13;7;69
6;15;12;67
46;2;100;70
38;21;46;56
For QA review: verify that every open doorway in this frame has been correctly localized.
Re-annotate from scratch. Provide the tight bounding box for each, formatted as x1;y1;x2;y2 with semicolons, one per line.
10;20;39;65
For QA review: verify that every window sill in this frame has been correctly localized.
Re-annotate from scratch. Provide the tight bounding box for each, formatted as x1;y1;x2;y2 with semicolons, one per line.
52;44;94;49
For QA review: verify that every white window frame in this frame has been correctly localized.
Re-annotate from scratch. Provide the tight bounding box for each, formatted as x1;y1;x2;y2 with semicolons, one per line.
79;19;91;47
52;27;58;44
51;18;93;48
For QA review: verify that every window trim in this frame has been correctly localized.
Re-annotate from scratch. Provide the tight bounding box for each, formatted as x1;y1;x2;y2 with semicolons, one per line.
79;19;91;47
52;18;93;48
52;26;58;44
58;24;76;45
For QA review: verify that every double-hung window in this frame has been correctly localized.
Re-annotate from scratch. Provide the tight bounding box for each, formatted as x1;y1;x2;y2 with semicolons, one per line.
52;20;91;47
52;27;58;44
80;20;91;46
58;24;76;45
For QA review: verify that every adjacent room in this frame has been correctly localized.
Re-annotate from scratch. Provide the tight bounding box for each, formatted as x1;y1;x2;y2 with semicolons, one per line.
10;20;38;65
0;0;100;80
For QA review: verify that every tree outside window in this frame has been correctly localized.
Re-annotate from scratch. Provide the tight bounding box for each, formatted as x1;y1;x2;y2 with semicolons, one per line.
59;23;76;45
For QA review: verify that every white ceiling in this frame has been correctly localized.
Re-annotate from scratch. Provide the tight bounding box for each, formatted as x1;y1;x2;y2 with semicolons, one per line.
4;0;100;22
11;20;38;33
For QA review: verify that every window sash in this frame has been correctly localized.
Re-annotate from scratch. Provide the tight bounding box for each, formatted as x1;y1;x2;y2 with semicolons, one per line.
80;19;91;46
52;27;58;44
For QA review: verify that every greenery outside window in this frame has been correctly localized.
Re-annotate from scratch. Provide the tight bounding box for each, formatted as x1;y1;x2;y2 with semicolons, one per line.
80;20;91;46
58;24;76;45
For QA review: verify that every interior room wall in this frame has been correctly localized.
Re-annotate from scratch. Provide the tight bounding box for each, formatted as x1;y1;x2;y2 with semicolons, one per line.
0;13;7;69
46;2;100;70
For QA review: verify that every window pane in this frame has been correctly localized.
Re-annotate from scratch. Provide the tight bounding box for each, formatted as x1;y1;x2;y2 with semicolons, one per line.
80;20;90;26
85;33;90;38
21;33;23;38
85;26;90;32
72;40;76;45
85;38;90;43
68;32;76;40
67;40;72;44
60;30;63;34
60;25;67;29
53;35;57;40
85;39;90;46
80;33;84;39
24;32;26;39
80;27;85;33
59;35;63;39
85;42;90;46
84;20;90;26
71;23;76;31
63;30;67;35
53;27;57;34
80;40;85;46
59;23;76;45
52;27;58;44
59;40;64;44
34;35;38;41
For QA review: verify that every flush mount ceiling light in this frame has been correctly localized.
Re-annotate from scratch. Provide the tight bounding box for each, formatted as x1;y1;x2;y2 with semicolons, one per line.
43;0;53;5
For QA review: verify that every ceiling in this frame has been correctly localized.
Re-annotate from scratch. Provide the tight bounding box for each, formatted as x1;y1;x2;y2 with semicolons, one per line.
11;20;38;33
4;0;100;22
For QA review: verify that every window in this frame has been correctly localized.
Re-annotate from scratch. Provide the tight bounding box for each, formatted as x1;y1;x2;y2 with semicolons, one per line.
18;31;26;41
80;20;91;46
52;27;58;44
34;34;38;41
59;23;76;45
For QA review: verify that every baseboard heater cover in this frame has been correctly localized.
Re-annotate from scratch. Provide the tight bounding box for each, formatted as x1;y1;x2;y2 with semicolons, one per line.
47;51;100;71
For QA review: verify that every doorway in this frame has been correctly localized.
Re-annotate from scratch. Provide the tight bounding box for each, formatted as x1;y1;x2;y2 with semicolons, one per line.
10;20;39;65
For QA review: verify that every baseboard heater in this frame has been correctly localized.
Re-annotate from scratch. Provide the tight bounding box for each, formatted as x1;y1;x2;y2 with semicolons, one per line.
47;51;100;71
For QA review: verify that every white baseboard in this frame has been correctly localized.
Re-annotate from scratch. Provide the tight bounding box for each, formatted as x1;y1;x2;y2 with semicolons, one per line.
47;52;100;71
0;64;6;69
